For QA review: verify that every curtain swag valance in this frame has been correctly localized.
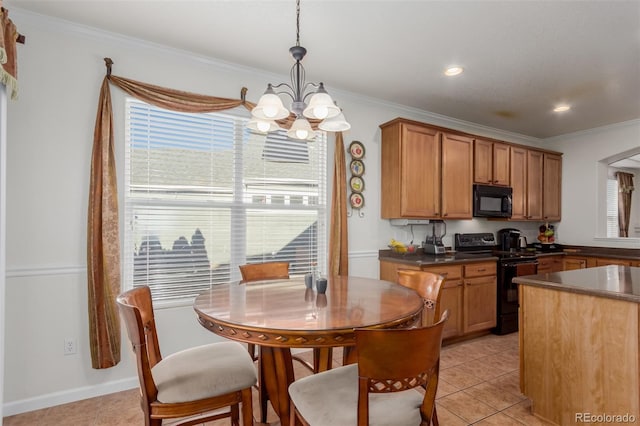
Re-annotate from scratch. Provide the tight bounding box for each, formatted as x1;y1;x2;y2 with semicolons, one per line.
88;58;348;368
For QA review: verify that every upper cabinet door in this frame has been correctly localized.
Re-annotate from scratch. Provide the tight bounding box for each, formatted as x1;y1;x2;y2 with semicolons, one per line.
380;120;440;218
510;146;527;220
473;139;493;185
474;139;510;186
526;150;544;220
543;153;562;221
400;124;441;217
442;132;473;219
492;143;510;186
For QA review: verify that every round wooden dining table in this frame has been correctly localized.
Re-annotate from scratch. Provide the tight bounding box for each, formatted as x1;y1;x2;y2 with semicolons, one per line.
193;275;423;423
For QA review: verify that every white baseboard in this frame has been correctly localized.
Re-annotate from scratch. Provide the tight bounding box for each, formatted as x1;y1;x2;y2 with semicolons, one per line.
3;377;138;417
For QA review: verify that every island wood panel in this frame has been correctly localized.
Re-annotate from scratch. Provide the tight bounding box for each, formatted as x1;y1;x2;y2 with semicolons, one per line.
519;285;639;425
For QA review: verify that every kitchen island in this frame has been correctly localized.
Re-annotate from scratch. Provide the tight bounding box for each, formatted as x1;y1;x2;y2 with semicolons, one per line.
514;266;640;425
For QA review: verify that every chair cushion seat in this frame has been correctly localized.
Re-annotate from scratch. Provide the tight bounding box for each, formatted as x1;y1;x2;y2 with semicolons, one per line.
151;341;257;403
289;364;424;426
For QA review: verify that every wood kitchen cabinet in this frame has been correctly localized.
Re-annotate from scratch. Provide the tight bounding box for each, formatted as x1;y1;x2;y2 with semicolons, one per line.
537;255;564;273
595;258;633;267
441;132;473;219
474;139;510;186
463;262;497;333
380;120;440;218
420;264;464;339
563;256;588;270
525;150;544;221
511;147;554;221
543;153;562;221
380;118;472;219
510;146;528;220
380;259;497;340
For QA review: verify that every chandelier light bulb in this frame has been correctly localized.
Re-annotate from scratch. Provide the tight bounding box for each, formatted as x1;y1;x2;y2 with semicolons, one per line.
288;117;316;140
251;85;290;121
247;118;280;133
263;106;278;118
257;121;271;132
303;84;340;120
313;105;329;119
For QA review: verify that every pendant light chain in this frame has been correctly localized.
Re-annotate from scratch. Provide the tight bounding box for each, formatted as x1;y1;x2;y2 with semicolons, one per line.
248;0;351;138
296;0;301;47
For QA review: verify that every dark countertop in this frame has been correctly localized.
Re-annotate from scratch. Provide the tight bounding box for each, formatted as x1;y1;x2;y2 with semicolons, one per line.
380;245;640;267
561;245;640;261
379;249;497;266
514;265;640;303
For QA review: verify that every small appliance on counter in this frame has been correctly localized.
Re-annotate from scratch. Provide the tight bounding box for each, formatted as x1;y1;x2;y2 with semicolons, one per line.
497;228;525;252
423;220;446;255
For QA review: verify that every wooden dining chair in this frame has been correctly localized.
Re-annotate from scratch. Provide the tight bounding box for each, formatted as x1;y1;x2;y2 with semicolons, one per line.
116;286;256;426
239;261;291;423
289;311;449;426
396;269;445;326
239;261;290;283
239;261;291;362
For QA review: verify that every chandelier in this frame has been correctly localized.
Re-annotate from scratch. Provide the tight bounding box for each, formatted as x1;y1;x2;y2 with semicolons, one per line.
248;0;350;140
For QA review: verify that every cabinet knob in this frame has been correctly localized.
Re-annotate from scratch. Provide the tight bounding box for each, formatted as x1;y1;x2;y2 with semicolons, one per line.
443;213;448;217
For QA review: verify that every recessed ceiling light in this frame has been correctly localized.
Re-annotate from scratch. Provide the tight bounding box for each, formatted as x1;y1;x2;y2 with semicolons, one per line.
553;105;571;112
444;67;463;76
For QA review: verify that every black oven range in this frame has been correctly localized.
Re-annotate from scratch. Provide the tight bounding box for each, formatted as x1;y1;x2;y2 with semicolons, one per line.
454;232;540;335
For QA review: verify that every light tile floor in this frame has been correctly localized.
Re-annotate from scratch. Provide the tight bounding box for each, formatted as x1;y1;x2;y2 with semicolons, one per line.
3;332;551;425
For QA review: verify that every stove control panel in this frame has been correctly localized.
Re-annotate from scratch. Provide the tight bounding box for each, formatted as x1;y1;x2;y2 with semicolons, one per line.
455;233;496;251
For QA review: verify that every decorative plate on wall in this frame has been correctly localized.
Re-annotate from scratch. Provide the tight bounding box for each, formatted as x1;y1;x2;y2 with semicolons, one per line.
349;176;365;193
348;141;365;159
350;159;364;177
350;192;364;209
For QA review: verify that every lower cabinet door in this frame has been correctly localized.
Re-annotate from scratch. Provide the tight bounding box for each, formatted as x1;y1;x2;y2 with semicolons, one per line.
463;276;497;333
439;280;463;339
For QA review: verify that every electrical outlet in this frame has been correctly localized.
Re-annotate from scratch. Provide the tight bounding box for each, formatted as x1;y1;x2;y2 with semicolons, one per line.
64;338;77;355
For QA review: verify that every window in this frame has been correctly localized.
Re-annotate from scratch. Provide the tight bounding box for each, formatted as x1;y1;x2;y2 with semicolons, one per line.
124;99;327;305
606;178;619;237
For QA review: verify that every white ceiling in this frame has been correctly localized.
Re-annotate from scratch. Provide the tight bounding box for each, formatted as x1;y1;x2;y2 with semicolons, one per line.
7;0;640;139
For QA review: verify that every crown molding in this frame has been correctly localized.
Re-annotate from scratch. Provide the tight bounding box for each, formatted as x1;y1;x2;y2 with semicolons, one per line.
11;7;543;146
544;118;640;143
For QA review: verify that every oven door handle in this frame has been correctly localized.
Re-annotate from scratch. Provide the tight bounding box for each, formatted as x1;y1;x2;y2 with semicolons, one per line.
502;260;538;267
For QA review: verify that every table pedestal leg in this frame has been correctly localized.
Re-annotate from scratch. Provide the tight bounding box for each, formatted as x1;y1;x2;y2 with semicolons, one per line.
259;346;294;423
313;347;333;372
343;346;357;365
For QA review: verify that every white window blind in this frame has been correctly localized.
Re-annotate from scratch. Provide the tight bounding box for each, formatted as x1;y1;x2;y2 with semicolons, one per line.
606;178;619;237
124;99;327;305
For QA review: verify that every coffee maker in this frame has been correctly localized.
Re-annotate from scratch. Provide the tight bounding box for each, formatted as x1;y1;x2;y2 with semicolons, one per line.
424;221;446;255
497;228;522;252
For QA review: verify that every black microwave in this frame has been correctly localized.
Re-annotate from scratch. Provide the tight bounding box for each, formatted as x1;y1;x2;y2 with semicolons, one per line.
473;184;512;218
